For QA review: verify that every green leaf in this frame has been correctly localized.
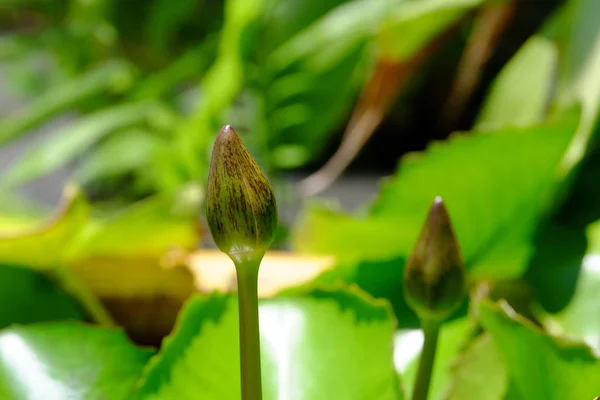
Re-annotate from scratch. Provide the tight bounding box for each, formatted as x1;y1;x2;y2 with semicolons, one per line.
67;183;203;260
294;121;577;280
0;184;200;270
479;300;600;400
0;323;154;400
545;220;600;353
443;333;508;400
521;1;600;313
554;0;600;173
551;252;600;353
0;60;135;146
135;288;402;399
0;193;47;231
1;102;163;188
310;255;419;327
0;186;90;270
0;266;84;329
395;318;475;400
475;36;558;131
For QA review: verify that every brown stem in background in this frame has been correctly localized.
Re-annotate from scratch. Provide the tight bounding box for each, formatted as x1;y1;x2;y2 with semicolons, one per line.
298;22;462;197
441;2;516;130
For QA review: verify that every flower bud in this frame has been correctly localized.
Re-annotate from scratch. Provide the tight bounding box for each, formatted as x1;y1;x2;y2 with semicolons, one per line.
206;125;278;265
404;197;465;321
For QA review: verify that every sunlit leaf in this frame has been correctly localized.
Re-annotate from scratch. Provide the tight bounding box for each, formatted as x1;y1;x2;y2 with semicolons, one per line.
0;186;89;270
479;300;600;400
67;184;202;260
0;193;47;231
0;323;154;400
134;288;402;399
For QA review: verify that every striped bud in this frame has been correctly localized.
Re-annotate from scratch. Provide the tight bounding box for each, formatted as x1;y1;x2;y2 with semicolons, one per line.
206;125;277;266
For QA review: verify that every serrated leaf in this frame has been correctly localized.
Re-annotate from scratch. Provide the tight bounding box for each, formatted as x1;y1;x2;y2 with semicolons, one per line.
479;300;600;400
134;288;402;399
0;323;154;400
294;121;576;280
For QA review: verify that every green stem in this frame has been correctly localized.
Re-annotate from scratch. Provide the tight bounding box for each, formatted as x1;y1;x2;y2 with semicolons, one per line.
53;267;116;327
412;319;441;400
234;259;263;400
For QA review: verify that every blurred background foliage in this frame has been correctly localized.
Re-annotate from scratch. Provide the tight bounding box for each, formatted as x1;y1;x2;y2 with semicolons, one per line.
0;0;560;207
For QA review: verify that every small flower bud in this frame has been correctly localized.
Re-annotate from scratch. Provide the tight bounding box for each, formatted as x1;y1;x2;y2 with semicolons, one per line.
404;197;466;321
206;125;278;265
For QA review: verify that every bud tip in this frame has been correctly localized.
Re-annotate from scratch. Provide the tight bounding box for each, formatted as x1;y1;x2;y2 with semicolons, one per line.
403;196;466;321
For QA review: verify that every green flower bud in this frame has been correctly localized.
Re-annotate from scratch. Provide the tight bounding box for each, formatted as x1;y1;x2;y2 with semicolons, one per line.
206;125;278;265
404;197;466;321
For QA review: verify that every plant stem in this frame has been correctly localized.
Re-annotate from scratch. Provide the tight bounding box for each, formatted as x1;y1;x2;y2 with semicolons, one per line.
412;318;441;400
235;259;263;400
53;267;116;327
